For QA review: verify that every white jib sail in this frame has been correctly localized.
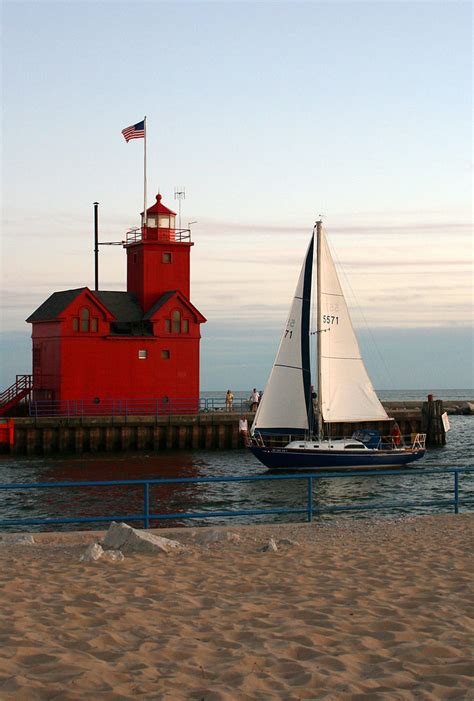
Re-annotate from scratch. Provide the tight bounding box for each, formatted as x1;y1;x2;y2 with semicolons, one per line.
319;229;388;423
252;236;313;435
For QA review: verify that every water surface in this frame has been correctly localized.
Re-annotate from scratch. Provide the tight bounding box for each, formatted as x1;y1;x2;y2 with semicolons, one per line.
0;415;472;531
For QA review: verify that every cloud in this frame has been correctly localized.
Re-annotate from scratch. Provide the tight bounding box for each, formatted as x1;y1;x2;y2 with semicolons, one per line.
194;217;472;238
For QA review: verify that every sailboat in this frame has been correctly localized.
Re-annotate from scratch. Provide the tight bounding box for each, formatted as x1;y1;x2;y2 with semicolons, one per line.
249;221;426;470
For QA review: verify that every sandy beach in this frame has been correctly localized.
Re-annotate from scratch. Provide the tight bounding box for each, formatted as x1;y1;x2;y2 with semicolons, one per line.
0;514;473;700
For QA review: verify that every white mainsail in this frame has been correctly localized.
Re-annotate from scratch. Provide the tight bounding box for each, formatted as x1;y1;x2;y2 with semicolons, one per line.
318;228;388;422
251;235;314;435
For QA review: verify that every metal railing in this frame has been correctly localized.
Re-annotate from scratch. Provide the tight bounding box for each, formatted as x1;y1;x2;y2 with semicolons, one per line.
251;432;425;449
125;228;191;244
0;467;471;530
0;375;33;406
29;396;253;417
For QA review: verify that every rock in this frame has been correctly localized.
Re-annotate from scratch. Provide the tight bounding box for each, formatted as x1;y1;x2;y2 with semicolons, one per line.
466;402;474;414
102;521;184;554
101;521;132;550
80;542;125;562
102;549;125;562
260;537;278;552
0;534;35;545
80;542;104;562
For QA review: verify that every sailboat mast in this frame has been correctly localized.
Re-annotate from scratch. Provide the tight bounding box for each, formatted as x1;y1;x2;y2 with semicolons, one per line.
316;219;323;440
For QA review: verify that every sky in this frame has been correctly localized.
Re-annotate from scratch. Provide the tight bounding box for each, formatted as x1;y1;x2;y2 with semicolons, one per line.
1;0;473;392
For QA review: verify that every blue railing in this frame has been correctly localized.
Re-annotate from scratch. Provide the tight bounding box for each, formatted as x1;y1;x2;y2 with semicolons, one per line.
29;396;252;417
0;467;472;530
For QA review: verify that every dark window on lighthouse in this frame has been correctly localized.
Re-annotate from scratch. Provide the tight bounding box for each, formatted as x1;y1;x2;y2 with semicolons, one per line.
73;308;98;333
80;308;90;332
162;252;172;264
172;310;181;333
161;350;170;360
165;312;189;334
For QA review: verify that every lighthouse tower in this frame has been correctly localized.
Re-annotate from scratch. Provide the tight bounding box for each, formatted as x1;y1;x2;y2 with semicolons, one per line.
125;193;192;312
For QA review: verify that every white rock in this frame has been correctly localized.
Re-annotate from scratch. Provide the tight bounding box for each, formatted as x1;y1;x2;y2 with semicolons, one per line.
101;521;132;550
80;542;104;562
123;530;184;554
102;549;125;562
260;537;278;552
102;521;184;554
0;534;35;545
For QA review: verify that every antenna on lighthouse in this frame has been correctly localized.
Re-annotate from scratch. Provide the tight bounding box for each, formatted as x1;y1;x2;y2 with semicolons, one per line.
174;186;186;230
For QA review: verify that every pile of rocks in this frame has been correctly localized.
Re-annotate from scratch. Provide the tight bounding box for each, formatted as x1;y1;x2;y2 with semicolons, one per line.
78;522;302;562
79;521;185;562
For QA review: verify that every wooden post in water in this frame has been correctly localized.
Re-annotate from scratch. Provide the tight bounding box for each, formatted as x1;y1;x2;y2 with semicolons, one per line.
421;396;446;447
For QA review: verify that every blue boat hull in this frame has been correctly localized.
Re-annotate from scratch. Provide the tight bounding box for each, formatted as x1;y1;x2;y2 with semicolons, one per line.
249;446;426;470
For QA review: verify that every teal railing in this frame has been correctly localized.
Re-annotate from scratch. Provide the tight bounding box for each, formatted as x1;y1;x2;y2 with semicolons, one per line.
0;467;472;530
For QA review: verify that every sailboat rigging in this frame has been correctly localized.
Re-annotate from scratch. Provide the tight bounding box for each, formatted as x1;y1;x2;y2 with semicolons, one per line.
249;221;426;470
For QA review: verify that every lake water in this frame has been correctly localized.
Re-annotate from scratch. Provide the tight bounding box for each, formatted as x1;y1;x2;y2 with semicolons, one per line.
0;406;472;532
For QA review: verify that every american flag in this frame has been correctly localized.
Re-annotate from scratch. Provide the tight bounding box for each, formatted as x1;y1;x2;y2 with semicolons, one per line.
121;120;145;142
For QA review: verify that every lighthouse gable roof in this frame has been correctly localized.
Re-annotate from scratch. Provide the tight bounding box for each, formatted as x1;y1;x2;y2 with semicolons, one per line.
143;291;176;318
26;288;90;322
27;288;140;324
27;287;205;329
144;290;206;323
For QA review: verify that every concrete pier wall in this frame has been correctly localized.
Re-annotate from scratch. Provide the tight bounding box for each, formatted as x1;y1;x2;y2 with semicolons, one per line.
7;404;444;455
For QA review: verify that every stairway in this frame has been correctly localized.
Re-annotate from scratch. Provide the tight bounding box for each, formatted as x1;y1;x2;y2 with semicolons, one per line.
0;375;33;416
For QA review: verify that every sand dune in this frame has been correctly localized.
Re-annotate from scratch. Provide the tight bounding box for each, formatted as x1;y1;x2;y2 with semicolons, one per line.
0;514;473;700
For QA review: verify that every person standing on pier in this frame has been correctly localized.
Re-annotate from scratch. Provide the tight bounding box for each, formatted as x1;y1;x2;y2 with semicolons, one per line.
249;388;259;411
239;416;249;444
225;390;234;412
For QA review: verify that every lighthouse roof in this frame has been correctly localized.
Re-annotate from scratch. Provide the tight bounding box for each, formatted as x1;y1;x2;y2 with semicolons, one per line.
26;288;144;323
26;288;88;322
93;291;143;321
144;193;176;217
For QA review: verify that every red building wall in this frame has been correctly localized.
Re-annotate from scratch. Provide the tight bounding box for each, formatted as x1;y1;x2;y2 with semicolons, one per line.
58;336;200;402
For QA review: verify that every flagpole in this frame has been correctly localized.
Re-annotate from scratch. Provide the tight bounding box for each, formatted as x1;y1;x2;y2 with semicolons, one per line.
143;116;147;227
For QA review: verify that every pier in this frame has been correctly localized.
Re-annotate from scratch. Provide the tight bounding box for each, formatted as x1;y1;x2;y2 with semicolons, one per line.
2;399;458;455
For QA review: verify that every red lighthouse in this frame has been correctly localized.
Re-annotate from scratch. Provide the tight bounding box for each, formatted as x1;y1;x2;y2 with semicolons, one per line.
26;193;206;412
